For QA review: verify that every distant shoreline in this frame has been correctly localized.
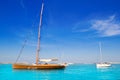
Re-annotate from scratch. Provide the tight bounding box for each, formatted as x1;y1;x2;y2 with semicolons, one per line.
0;62;13;64
1;62;120;65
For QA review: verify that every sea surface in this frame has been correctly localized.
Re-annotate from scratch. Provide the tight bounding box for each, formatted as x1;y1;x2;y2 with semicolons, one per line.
0;64;120;80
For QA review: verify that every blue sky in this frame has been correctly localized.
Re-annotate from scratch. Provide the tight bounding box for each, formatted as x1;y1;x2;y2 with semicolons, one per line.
0;0;120;63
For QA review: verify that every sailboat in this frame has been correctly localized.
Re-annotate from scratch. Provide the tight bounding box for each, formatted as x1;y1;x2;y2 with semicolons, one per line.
96;42;111;68
12;0;66;69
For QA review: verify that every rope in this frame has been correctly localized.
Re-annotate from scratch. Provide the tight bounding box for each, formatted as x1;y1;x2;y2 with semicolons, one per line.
15;0;44;63
15;23;36;63
15;36;28;63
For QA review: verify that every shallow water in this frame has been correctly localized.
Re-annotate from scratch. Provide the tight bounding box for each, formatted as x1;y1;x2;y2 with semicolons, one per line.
0;64;120;80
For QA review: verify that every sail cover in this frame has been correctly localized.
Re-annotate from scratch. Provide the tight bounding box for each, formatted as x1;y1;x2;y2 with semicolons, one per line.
39;59;58;62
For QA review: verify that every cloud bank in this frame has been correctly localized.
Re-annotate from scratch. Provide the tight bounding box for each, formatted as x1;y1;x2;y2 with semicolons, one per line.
72;15;120;37
91;15;120;37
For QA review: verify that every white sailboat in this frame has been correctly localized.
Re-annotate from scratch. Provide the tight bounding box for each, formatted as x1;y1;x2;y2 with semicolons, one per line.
96;42;111;68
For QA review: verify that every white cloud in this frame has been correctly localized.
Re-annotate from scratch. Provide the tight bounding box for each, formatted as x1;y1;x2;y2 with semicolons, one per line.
72;22;90;33
91;15;120;37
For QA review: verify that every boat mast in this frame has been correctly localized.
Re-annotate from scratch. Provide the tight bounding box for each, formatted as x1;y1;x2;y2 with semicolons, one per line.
36;0;44;65
99;42;102;63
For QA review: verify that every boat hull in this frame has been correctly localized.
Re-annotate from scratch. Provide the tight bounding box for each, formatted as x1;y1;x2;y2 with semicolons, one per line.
12;63;65;69
96;63;111;68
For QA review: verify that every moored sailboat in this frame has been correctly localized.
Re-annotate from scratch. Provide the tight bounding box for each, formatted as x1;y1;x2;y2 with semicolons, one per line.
12;0;66;69
96;42;111;68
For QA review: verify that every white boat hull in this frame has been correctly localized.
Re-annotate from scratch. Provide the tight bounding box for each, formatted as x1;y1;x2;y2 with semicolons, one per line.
96;63;111;68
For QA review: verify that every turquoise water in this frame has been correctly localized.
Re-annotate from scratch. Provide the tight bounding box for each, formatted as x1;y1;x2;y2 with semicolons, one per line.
0;64;120;80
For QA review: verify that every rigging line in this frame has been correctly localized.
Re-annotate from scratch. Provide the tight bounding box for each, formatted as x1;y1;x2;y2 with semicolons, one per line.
15;21;37;63
15;0;44;63
15;16;42;63
15;3;43;63
15;38;27;63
